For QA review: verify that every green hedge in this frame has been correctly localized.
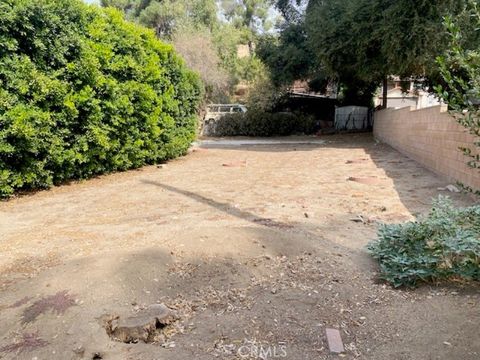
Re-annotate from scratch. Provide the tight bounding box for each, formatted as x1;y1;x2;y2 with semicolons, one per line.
205;112;318;137
0;0;202;198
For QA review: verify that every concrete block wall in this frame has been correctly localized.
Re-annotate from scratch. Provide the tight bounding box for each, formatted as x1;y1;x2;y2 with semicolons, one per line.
374;105;480;191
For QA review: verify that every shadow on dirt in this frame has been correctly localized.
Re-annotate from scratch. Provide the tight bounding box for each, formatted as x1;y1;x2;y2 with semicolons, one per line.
142;180;296;231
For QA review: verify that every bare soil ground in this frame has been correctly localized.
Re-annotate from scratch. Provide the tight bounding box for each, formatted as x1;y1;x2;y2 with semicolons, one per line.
0;134;479;360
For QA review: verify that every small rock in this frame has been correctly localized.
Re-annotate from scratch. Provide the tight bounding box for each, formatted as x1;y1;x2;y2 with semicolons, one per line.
443;341;452;346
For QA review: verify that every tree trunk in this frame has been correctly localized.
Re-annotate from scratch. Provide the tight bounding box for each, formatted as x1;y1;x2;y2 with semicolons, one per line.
382;77;388;109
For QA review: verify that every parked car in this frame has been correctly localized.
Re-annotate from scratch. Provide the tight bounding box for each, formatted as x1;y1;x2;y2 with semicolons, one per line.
204;104;247;122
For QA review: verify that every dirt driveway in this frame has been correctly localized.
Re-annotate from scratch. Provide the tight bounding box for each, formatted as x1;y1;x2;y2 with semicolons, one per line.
0;134;479;360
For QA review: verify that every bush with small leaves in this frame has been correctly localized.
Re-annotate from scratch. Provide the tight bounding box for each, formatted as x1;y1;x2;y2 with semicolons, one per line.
207;112;318;137
0;0;202;198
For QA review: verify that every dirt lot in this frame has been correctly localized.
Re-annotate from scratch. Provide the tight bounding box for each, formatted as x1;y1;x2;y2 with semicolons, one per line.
0;134;479;360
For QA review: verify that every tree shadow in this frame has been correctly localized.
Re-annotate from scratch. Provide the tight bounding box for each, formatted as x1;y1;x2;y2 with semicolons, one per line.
141;180;295;231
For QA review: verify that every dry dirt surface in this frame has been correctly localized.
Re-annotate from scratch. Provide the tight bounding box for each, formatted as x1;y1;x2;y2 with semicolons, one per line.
0;134;479;360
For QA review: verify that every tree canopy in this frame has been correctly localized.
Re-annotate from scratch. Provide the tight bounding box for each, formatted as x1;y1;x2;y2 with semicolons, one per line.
263;0;476;106
100;0;218;37
221;0;272;33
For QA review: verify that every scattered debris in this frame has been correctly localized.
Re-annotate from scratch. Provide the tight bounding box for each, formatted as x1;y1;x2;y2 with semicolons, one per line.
326;328;345;354
104;304;178;344
213;337;237;356
346;159;368;164
167;261;199;279
0;253;60;291
347;176;384;185
0;332;48;354
22;290;77;324
252;218;294;229
222;160;247;168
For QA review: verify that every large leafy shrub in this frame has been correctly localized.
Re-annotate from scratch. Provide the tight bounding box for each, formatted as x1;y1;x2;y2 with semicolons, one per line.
368;197;480;287
205;112;318;137
0;0;202;198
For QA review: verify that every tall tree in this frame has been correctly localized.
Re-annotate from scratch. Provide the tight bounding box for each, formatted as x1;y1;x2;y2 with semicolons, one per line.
257;22;316;87
137;0;186;37
297;0;467;105
275;0;307;24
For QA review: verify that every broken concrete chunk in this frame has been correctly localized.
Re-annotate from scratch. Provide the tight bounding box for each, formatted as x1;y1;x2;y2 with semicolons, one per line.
446;185;461;193
438;184;461;193
326;328;344;354
350;215;365;223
